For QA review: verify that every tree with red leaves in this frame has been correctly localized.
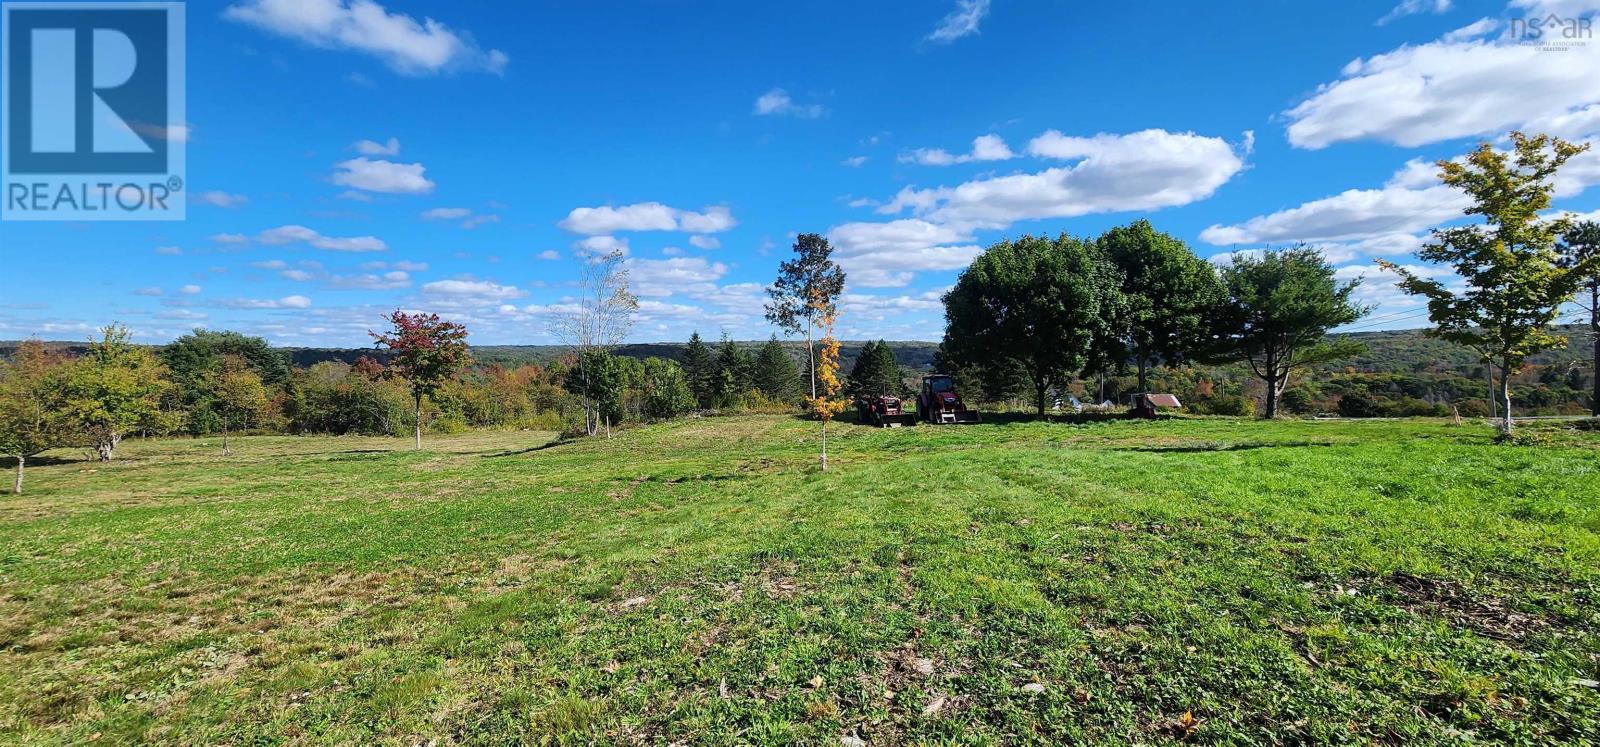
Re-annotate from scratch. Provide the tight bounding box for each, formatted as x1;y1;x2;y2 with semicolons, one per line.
370;311;471;449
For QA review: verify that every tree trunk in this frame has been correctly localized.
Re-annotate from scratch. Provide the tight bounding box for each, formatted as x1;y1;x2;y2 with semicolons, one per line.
1499;359;1515;435
414;393;423;450
819;418;827;471
1262;350;1280;419
806;324;816;400
1486;363;1498;419
1136;351;1149;394
1035;379;1049;418
13;455;22;495
97;433;119;462
1591;283;1598;417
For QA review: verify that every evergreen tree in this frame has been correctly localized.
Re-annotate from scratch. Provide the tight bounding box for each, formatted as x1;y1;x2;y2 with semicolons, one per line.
682;331;715;408
714;333;752;404
846;340;903;397
641;357;696;420
752;335;800;402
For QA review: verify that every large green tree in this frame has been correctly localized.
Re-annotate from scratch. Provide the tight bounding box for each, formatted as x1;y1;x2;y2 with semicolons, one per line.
1212;248;1368;419
209;354;269;456
764;233;846;399
681;332;716;408
61;325;176;461
0;341;74;493
640;357;696;420
713;333;753;407
370;311;472;449
751;336;800;403
162;329;288;435
846;340;903;397
564;349;624;429
1381;133;1599;433
942;234;1123;417
1559;220;1599;416
1097;220;1224;393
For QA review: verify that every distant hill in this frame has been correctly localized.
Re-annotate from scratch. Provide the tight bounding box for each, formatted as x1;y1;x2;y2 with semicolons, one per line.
2;326;1591;378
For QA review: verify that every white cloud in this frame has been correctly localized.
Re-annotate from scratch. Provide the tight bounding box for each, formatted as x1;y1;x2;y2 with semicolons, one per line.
257;224;388;252
629;257;729;297
661;246;685;256
134;287;163;297
329;270;410;290
252;259;289;270
1284;20;1600;149
154;245;183;255
337;190;374;202
753;88;825;118
420;278;527;304
900;134;1015;166
827;219;983;288
558;202;736;235
881;129;1247;231
194;190;248;208
354;137;401;156
842;155;869;168
210;233;249;245
461;214;499;229
224;0;508;75
331;157;435;194
537;250;561;261
1377;0;1451;25
688;235;721;249
927;0;991;43
180;284;202;295
393;260;428;272
420;207;470;220
220;295;312;310
574;235;630;256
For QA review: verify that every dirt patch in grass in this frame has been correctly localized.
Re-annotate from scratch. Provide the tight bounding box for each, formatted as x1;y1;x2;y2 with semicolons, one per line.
1386;572;1552;642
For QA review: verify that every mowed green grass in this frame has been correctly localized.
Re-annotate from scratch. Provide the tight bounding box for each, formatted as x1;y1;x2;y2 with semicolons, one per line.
1;417;1598;745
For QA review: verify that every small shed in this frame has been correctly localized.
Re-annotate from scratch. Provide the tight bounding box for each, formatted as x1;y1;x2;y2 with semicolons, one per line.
1129;392;1182;418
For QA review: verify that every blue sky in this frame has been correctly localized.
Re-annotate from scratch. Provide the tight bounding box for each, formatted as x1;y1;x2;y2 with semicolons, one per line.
4;0;1599;346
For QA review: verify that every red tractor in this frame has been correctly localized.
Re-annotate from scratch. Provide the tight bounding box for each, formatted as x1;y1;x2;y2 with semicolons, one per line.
917;374;981;424
855;394;917;428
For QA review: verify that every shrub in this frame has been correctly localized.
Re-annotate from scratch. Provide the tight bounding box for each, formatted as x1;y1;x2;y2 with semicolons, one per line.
1189;394;1255;417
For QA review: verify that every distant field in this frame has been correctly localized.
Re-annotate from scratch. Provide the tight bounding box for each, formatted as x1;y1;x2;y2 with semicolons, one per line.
2;417;1597;744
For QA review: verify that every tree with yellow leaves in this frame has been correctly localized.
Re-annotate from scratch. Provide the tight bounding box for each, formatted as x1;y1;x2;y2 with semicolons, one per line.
805;294;847;471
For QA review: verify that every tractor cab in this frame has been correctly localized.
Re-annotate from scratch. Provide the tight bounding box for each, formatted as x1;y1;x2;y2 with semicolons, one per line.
917;375;981;424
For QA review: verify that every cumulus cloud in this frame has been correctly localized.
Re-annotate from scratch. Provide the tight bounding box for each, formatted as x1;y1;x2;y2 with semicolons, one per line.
688;235;721;249
927;0;991;42
899;134;1015;166
224;0;508;75
558;202;736;235
219;295;312;310
574;235;630;256
420;279;527;304
1284;15;1600;148
1376;0;1451;25
256;224;388;252
180;284;202;295
880;129;1247;230
193;190;248;208
841;155;869;168
629;257;729;297
331;157;435;194
421;206;498;228
354;137;401;156
827;219;983;288
537;250;561;261
753;88;825;118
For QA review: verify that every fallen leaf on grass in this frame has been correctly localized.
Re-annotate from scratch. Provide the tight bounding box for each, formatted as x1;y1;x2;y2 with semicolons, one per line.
922;695;946;715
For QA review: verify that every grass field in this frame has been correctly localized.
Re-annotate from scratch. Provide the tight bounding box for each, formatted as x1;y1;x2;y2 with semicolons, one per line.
2;416;1598;745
